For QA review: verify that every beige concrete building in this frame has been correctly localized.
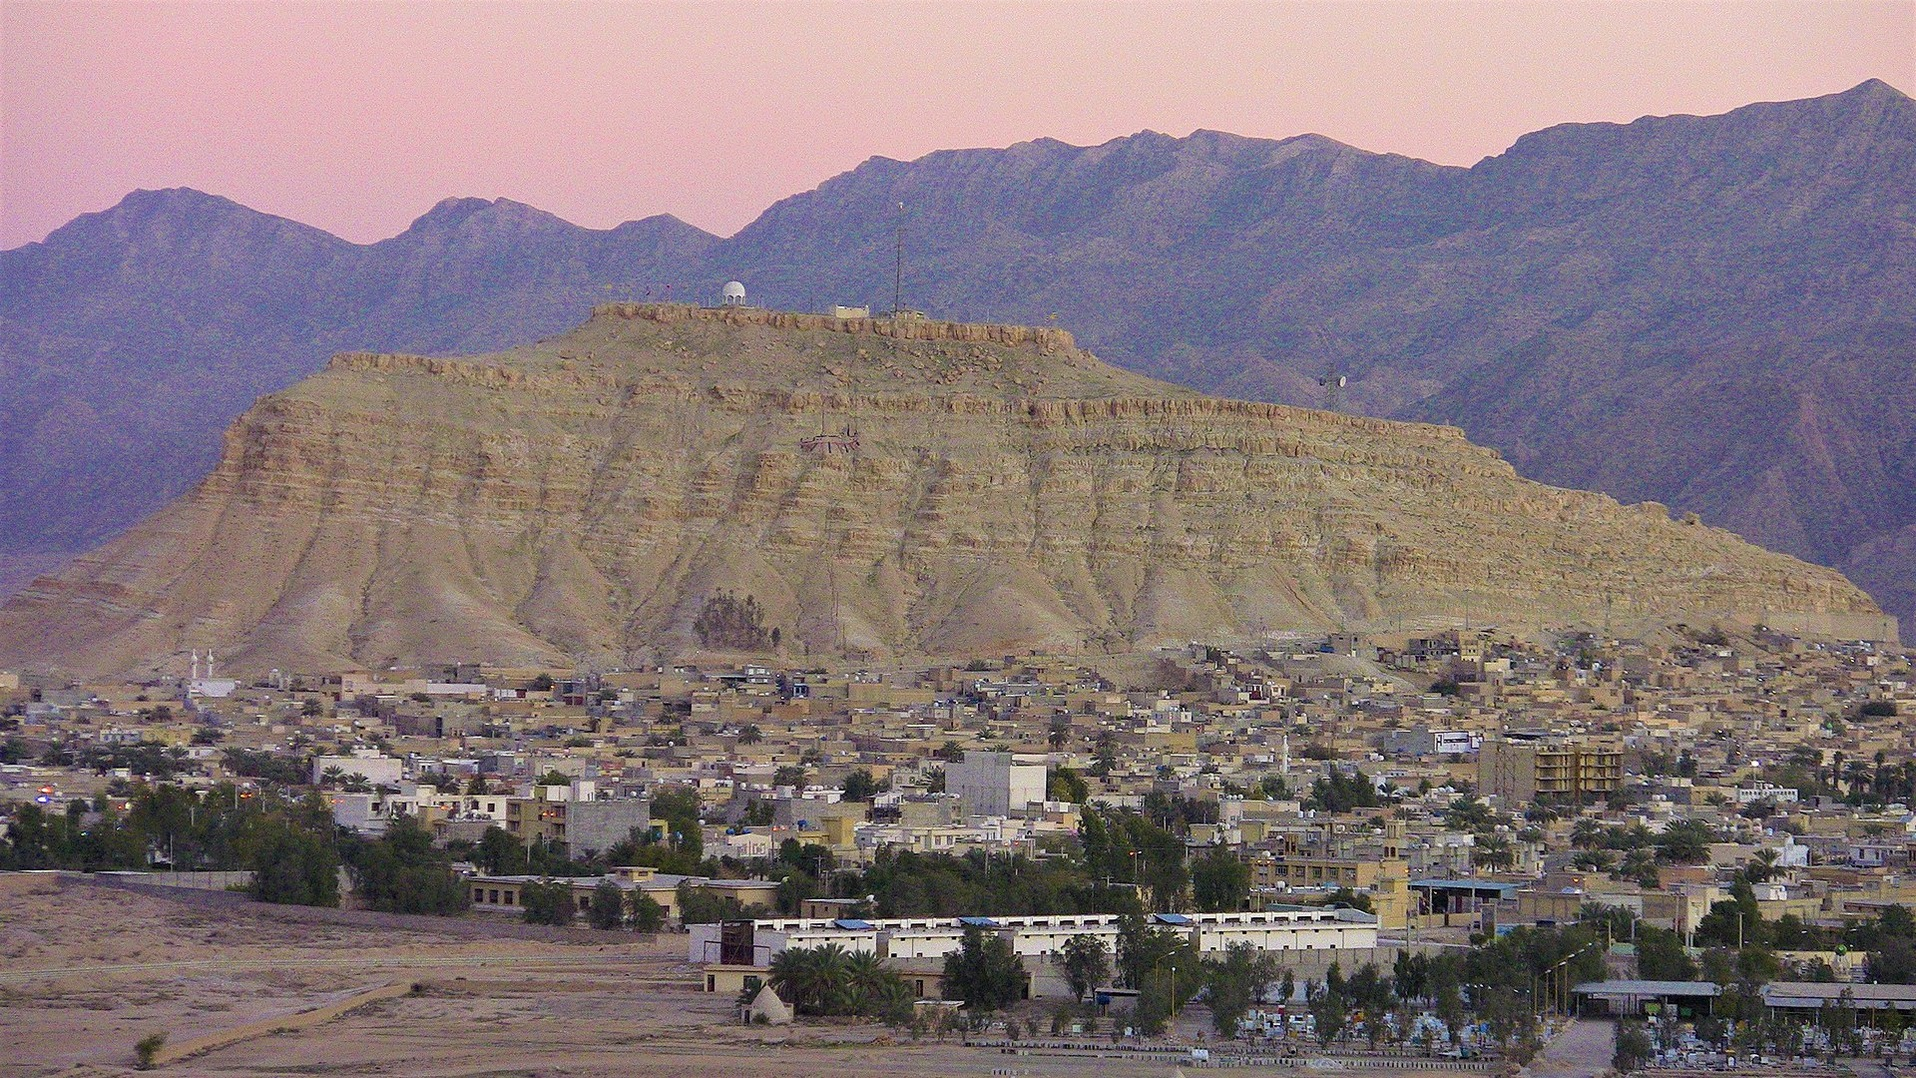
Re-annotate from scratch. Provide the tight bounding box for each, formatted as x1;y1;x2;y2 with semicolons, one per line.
1478;733;1622;803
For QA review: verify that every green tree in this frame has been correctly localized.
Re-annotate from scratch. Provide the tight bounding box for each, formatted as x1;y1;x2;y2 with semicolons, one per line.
942;924;1025;1012
347;815;468;915
249;815;340;907
628;890;667;933
1444;795;1496;834
1656;818;1717;864
1870;938;1916;984
1047;766;1089;805
1349;962;1396;1047
1695;878;1763;947
842;769;886;803
1204;943;1278;1037
693;590;772;650
1080;808;1186;911
1392;951;1429;1002
1635;925;1697;980
1055;933;1111;1002
649;786;704;859
520;879;578;925
1310;977;1348;1045
1474;834;1516;872
1191;844;1251;912
676;881;760;924
1614;1019;1654;1072
1114;912;1202;1027
770;943;851;1016
1305;768;1381;813
843;949;913;1022
1323;887;1372;913
475;826;529;875
587;879;626;929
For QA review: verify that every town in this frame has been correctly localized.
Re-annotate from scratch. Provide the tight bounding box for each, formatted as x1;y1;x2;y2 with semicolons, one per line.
5;620;1914;1071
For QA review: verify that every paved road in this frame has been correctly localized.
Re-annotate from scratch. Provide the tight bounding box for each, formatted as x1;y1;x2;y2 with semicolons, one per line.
1529;1018;1615;1078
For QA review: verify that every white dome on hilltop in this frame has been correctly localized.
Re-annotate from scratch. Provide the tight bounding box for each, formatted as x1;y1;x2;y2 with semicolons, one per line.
721;281;747;306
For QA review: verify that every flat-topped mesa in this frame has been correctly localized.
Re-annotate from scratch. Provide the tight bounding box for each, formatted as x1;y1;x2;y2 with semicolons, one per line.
591;301;1077;351
0;308;1890;677
324;302;1172;405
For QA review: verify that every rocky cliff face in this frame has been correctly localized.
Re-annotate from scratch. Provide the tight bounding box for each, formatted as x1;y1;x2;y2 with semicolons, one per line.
0;307;1884;675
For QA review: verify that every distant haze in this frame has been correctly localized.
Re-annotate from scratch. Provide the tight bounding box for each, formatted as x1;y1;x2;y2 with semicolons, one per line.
3;0;1911;249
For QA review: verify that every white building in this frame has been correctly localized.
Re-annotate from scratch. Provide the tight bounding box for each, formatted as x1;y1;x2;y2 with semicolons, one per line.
1734;781;1801;805
946;750;1047;817
691;907;1379;995
311;752;404;787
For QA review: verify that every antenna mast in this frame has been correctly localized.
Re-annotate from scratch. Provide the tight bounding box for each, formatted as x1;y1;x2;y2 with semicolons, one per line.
1319;366;1346;412
892;201;905;316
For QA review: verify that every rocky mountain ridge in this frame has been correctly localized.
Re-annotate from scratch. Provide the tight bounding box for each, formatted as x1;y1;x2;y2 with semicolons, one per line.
2;80;1910;622
0;306;1885;676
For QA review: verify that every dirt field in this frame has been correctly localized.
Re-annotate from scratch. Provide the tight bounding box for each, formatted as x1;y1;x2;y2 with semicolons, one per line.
0;874;1486;1078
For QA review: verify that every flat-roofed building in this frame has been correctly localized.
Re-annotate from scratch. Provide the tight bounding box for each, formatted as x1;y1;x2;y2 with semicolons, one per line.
946;750;1046;817
1479;733;1622;803
690;907;1379;997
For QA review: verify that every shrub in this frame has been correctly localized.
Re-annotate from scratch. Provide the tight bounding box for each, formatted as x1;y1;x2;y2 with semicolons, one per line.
134;1032;167;1069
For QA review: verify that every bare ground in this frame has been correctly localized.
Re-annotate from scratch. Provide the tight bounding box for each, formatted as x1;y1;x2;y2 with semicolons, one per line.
0;874;1478;1078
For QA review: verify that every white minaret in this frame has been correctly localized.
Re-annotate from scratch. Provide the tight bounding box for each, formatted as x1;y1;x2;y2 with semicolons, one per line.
190;651;200;680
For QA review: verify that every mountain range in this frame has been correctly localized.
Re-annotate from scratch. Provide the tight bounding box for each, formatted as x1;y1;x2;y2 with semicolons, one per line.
2;79;1910;625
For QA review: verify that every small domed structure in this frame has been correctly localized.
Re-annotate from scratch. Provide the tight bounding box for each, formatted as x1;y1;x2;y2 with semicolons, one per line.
721;281;747;307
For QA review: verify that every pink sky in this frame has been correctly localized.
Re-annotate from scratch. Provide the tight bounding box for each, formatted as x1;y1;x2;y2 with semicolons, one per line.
3;0;1911;249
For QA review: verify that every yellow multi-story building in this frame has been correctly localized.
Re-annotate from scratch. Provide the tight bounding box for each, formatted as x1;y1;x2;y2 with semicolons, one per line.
1478;733;1622;803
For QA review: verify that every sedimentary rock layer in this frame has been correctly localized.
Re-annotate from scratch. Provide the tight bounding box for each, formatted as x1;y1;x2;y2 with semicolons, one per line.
0;305;1886;675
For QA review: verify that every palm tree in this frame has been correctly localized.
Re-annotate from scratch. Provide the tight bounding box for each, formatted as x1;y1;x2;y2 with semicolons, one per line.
1571;848;1617;872
1845;759;1873;793
1571;817;1604;850
1048;717;1070;751
1475;835;1516;872
769;943;852;1016
842;949;893;1013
